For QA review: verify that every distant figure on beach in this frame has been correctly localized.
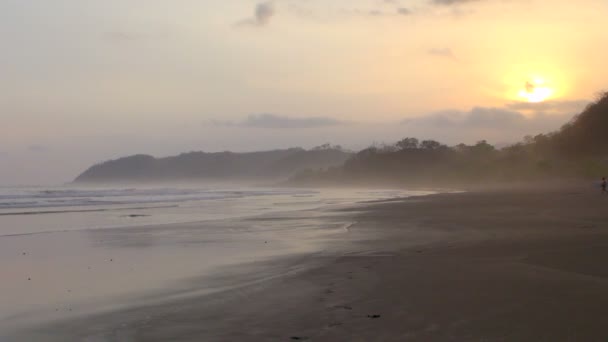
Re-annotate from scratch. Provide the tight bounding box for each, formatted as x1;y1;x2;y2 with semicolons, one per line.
602;177;607;194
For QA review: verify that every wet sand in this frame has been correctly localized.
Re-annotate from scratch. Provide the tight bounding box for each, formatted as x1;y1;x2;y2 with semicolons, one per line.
8;187;608;341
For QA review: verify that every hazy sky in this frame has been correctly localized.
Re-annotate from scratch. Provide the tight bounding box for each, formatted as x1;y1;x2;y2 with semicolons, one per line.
2;0;607;185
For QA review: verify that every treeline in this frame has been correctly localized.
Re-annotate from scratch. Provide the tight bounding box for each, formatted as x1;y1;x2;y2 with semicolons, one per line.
292;92;608;186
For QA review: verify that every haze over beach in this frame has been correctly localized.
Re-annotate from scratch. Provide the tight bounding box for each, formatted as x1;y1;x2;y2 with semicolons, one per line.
3;0;608;341
3;0;608;185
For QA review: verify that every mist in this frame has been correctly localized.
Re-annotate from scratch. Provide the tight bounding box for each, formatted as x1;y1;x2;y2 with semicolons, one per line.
2;105;584;186
2;0;607;185
292;94;608;188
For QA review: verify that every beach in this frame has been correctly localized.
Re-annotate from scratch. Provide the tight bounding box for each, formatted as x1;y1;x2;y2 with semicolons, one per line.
4;186;608;341
0;186;426;340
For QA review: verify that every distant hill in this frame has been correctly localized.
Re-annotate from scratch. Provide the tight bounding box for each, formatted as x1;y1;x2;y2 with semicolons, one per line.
74;147;352;183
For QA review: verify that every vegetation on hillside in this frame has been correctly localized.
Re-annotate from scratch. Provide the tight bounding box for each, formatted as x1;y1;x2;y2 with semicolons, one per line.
292;93;608;186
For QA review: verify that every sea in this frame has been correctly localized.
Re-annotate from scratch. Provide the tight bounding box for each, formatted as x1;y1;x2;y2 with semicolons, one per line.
0;185;432;333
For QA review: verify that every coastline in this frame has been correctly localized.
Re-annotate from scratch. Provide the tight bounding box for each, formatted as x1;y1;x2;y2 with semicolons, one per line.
7;187;608;341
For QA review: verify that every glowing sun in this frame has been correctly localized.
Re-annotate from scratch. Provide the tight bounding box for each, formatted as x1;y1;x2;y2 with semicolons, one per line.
519;79;553;103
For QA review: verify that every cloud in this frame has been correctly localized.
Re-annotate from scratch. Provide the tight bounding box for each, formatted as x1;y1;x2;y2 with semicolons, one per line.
428;48;458;61
332;0;413;19
401;106;576;143
237;1;276;27
448;7;476;17
397;8;412;15
403;107;528;128
380;0;412;16
255;2;275;25
505;99;589;114
432;0;480;5
211;114;346;129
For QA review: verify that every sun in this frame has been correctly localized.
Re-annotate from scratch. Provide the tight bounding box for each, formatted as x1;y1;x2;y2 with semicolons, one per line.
518;79;553;103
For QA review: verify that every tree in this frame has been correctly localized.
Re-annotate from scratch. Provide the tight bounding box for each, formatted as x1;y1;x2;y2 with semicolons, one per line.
313;143;331;150
453;143;469;153
396;137;419;150
471;140;495;154
420;140;443;150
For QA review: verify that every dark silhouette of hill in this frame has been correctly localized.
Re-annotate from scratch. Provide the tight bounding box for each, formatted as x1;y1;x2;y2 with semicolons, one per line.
74;146;352;183
553;93;608;156
76;93;608;186
292;92;608;186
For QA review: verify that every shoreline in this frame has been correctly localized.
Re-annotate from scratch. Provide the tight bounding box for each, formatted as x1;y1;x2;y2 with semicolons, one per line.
7;187;608;341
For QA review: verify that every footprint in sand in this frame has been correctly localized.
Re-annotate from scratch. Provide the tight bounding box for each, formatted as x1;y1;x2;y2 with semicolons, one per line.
332;305;353;311
580;225;596;229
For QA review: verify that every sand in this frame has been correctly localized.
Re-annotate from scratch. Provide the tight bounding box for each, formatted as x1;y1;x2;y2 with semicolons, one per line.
7;187;608;341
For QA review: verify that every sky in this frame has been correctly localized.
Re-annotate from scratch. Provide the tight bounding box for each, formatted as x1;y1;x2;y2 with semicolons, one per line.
1;0;607;185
